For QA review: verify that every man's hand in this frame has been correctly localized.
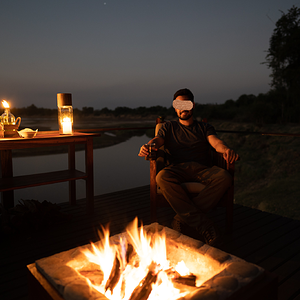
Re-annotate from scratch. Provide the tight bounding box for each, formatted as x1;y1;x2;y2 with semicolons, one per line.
138;144;150;157
223;149;239;164
138;137;164;157
207;135;239;164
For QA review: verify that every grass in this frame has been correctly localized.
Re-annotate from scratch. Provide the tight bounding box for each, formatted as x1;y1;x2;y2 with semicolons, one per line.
237;177;300;220
212;120;300;221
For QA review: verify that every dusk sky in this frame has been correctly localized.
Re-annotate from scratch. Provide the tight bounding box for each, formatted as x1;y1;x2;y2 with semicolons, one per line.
1;0;299;110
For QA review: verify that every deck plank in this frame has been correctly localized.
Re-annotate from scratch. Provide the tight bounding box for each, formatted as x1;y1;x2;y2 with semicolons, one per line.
1;185;300;299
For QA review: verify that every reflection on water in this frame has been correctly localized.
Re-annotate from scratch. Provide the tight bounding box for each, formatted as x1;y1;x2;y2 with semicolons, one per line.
13;135;150;204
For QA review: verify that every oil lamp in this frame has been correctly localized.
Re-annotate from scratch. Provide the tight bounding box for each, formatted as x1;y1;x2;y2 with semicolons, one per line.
57;93;73;135
1;100;21;138
1;100;16;125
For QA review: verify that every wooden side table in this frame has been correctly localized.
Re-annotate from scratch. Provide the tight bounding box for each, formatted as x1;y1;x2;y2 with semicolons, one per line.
0;131;100;214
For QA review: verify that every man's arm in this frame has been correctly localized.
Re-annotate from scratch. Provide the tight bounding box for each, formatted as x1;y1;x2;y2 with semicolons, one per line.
138;136;164;157
207;135;239;164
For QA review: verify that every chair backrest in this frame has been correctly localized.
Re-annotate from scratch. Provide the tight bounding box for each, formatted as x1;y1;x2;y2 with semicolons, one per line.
155;122;163;136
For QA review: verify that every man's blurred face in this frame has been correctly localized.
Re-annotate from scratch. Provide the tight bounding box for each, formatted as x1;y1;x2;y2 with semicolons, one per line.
173;95;194;120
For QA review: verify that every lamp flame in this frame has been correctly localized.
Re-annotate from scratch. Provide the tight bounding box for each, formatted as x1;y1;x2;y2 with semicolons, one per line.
2;100;10;109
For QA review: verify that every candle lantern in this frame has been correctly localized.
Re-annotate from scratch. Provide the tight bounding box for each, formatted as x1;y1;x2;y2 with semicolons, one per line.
57;93;73;135
1;100;16;125
1;100;21;138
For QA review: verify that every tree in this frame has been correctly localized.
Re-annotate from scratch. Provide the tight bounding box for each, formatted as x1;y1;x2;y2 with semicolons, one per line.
264;6;300;109
82;106;94;115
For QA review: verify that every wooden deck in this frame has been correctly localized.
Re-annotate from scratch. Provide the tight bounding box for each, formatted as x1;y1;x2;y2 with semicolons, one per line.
1;185;300;300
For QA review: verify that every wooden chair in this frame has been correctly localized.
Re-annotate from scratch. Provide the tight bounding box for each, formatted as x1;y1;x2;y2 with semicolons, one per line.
148;117;235;232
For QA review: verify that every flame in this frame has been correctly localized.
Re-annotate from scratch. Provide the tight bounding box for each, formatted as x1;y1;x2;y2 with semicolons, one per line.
70;218;189;300
2;100;10;108
175;260;190;276
62;117;71;123
67;218;224;300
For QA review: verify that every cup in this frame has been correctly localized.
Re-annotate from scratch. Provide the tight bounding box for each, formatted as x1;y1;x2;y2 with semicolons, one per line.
147;143;156;159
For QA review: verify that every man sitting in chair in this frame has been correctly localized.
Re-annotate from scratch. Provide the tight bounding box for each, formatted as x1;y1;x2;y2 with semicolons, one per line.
138;88;239;246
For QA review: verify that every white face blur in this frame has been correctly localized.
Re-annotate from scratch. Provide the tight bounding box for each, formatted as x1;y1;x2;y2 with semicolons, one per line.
173;99;194;110
174;95;195;121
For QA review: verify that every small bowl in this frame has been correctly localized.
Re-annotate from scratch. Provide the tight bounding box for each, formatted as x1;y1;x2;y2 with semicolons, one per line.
18;128;38;138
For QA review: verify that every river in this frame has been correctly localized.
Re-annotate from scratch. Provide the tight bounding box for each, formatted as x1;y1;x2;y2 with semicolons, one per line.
12;135;151;204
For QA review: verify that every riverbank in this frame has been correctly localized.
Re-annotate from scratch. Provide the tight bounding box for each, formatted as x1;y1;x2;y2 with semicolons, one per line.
9;116;300;221
211;120;300;221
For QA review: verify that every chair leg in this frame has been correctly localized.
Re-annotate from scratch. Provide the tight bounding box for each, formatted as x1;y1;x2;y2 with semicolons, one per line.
150;187;158;222
225;191;234;232
150;160;158;222
150;201;157;223
226;204;233;232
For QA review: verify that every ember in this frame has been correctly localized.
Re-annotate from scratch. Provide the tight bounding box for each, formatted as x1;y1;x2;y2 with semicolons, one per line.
35;219;268;300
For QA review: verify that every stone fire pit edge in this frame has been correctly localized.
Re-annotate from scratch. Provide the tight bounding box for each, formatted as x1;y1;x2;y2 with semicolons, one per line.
35;223;265;300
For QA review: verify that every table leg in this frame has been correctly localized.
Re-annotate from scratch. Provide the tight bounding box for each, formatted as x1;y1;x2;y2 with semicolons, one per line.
0;150;14;209
68;144;76;205
85;137;94;214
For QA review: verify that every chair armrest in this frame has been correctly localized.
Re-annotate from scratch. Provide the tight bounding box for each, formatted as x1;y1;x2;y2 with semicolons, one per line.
210;150;236;177
145;152;157;161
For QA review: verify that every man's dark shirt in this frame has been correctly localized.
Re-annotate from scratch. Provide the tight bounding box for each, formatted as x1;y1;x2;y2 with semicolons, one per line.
156;120;217;166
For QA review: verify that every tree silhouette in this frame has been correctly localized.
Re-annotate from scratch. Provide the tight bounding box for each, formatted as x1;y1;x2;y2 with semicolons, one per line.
264;6;300;110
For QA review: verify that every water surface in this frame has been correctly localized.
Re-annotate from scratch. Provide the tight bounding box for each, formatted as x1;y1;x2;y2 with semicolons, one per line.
12;135;150;204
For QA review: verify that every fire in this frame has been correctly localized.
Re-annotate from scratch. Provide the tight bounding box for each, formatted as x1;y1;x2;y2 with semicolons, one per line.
71;219;188;299
2;100;10;108
67;218;220;300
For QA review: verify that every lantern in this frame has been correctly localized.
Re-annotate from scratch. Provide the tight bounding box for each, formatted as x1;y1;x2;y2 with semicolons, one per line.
1;100;21;138
57;93;73;135
1;100;16;125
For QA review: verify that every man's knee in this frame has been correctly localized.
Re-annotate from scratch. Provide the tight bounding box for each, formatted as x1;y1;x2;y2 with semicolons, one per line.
156;169;167;187
156;168;177;189
218;168;232;188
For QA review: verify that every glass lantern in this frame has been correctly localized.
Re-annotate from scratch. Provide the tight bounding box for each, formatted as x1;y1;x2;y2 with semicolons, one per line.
57;93;73;135
1;100;16;125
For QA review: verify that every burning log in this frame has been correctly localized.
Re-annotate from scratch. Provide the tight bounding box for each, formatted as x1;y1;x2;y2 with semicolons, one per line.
173;274;196;287
129;263;159;300
166;268;196;287
120;243;134;299
127;243;141;269
126;243;134;264
105;254;121;293
105;243;136;295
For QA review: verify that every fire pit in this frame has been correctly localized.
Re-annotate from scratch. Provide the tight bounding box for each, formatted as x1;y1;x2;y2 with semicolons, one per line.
28;219;277;300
